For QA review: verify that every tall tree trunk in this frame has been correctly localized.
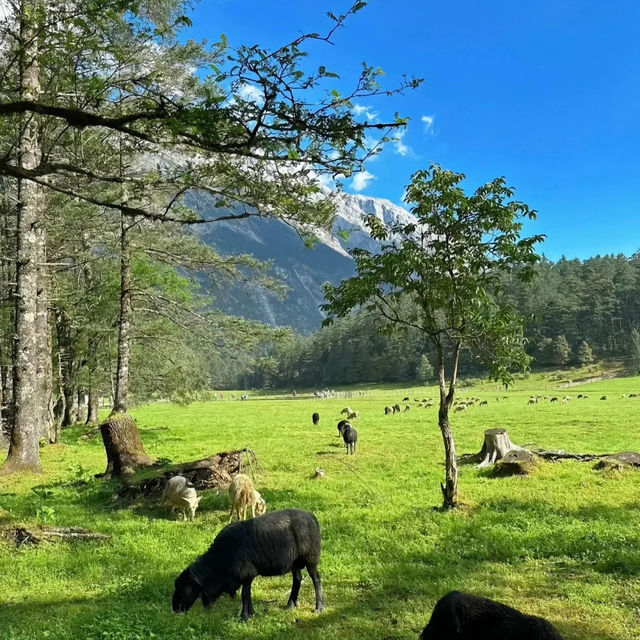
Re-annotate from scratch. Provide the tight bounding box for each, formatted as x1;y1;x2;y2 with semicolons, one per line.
51;348;64;443
436;342;459;510
36;279;53;441
3;0;45;472
112;219;131;414
86;386;99;425
76;389;87;423
85;334;100;425
56;309;77;427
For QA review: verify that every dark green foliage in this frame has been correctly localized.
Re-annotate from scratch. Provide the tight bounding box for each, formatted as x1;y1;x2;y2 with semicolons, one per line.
417;354;434;383
551;335;572;366
577;340;595;366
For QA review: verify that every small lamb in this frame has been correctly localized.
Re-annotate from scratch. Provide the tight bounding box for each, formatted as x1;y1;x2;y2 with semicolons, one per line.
228;474;266;523
162;475;202;521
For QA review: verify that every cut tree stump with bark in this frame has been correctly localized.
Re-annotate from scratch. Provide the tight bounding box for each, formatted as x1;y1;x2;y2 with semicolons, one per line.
116;449;257;501
98;412;155;478
476;428;528;468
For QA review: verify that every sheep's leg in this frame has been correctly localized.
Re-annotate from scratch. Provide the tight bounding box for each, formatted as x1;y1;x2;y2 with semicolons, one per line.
251;503;255;519
286;567;302;609
228;506;235;523
241;580;255;620
307;564;324;613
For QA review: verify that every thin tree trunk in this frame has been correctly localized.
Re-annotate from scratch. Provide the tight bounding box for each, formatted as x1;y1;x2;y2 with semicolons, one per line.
76;389;87;423
112;218;131;414
436;341;459;509
56;309;77;427
4;0;45;473
86;387;99;425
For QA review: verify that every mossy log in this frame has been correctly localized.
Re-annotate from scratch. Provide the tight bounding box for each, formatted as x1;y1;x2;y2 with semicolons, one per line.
492;449;538;477
116;448;256;500
98;412;155;478
477;428;528;468
594;451;640;471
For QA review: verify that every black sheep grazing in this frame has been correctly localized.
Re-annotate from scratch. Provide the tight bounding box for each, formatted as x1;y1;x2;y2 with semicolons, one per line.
312;412;320;426
172;509;324;620
337;419;348;434
340;422;357;454
420;592;564;640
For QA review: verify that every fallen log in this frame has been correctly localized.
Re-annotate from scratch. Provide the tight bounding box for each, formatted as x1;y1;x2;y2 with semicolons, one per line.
594;451;640;471
115;448;259;501
11;526;110;546
531;449;610;462
492;449;538;477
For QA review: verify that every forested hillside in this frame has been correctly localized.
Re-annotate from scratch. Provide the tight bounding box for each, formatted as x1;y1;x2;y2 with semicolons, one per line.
234;253;640;389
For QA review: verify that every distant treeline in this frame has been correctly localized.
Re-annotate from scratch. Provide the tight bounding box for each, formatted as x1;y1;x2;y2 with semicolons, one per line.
233;253;640;389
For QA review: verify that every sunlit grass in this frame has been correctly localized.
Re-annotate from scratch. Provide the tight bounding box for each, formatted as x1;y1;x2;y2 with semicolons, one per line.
1;373;640;639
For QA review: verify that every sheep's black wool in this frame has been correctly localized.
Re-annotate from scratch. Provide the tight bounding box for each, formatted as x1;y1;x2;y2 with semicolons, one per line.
337;419;348;434
173;509;324;620
339;422;357;454
420;592;564;640
312;412;320;426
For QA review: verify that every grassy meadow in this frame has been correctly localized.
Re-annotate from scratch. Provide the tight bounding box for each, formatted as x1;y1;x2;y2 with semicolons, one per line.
2;372;640;639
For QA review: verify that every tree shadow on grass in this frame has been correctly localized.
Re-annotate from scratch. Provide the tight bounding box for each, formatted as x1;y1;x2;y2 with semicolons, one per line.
2;498;634;640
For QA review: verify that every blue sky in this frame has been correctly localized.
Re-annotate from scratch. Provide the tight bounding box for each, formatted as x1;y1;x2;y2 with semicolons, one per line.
185;1;640;260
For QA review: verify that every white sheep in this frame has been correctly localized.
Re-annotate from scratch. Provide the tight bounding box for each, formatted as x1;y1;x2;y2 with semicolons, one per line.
162;475;202;521
228;474;267;523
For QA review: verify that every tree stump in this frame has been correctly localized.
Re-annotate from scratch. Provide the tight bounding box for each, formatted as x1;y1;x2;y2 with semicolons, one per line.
477;428;526;468
98;412;155;478
594;451;640;471
492;449;538;477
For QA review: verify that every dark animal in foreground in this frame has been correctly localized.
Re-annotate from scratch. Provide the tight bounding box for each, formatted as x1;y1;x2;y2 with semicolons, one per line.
338;421;358;454
420;591;564;640
312;412;320;426
172;509;324;620
337;419;348;434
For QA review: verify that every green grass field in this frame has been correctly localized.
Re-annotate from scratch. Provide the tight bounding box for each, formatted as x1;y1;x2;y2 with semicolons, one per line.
2;373;640;639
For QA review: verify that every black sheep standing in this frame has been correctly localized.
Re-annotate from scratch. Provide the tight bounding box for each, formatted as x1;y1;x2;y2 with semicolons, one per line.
312;412;320;426
173;509;324;620
420;592;564;640
338;421;357;454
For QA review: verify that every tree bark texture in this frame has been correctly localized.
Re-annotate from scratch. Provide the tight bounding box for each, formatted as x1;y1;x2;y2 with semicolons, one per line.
56;310;78;427
116;449;255;500
476;428;525;468
86;387;99;425
76;389;87;424
4;0;45;472
437;345;459;510
112;219;131;414
99;412;155;477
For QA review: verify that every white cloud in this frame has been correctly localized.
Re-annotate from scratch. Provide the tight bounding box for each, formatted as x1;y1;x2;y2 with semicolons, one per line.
352;103;378;121
421;115;435;133
393;127;410;156
351;170;376;192
237;83;264;104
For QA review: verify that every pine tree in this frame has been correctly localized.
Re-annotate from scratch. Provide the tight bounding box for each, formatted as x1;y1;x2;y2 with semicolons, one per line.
417;354;434;383
551;335;572;366
577;340;595;365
